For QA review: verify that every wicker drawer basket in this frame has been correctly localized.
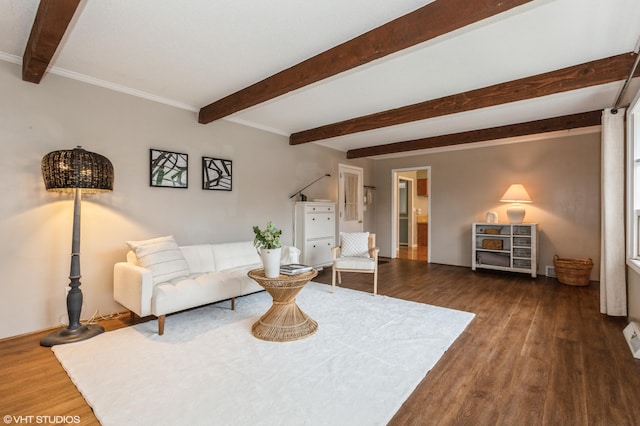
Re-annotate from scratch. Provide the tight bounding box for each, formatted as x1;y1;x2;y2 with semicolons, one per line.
553;255;593;286
481;239;503;250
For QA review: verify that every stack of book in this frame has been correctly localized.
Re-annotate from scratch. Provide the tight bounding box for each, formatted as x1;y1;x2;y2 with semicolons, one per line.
280;264;313;275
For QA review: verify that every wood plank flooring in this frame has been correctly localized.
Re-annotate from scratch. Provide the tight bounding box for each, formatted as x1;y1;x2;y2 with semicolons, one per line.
397;245;428;262
2;259;639;425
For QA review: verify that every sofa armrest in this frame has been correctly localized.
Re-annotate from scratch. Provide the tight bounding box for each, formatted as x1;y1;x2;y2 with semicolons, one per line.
281;246;301;264
113;262;154;317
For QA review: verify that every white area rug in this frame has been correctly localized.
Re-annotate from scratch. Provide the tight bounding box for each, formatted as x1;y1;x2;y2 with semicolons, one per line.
53;282;474;426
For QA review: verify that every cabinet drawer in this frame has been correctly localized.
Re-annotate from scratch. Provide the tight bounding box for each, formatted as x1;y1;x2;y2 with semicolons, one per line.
418;223;428;246
513;259;532;269
306;205;335;213
513;248;531;258
513;225;532;236
306;213;335;239
304;238;334;266
513;237;531;247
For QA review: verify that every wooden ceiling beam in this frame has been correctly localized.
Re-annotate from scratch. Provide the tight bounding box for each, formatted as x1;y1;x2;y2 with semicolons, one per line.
346;110;602;159
291;53;639;145
22;0;81;84
198;0;533;124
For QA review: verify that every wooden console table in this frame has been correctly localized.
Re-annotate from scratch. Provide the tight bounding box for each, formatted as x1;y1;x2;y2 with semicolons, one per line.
247;268;318;342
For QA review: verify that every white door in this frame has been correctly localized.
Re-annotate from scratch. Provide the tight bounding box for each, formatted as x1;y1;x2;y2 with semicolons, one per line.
338;164;364;234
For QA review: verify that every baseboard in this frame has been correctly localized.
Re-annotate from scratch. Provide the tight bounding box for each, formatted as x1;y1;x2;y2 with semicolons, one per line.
0;311;131;343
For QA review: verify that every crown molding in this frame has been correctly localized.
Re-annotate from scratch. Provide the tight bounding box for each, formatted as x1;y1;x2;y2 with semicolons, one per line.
0;53;197;112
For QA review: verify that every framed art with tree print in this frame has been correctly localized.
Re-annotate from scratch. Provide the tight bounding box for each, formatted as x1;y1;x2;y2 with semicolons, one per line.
202;157;232;191
150;149;188;188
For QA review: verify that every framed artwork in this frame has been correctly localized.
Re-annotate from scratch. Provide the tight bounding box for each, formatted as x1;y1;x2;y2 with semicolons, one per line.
202;157;232;191
150;149;188;188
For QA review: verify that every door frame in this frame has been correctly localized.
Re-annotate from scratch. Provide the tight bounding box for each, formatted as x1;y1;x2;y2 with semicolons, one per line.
391;167;431;260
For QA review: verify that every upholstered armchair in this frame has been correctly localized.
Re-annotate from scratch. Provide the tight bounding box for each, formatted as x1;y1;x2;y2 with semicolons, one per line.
331;232;379;295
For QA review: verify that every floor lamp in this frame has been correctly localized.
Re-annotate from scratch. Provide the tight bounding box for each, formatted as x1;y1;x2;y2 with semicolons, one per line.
40;146;114;347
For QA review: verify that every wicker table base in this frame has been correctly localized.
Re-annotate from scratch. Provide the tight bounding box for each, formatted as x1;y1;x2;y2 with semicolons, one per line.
247;268;318;342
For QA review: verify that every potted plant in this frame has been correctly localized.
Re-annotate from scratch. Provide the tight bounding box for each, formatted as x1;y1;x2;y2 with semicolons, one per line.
253;221;282;278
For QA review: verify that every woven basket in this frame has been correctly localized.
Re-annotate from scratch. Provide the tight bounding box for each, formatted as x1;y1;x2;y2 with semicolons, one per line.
482;239;503;250
553;255;593;286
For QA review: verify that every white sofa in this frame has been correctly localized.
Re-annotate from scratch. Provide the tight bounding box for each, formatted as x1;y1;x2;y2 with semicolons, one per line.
113;238;299;335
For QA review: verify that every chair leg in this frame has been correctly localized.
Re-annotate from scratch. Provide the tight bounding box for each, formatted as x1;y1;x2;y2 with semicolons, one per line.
231;297;235;310
338;271;342;284
373;269;378;296
158;315;165;336
332;267;336;293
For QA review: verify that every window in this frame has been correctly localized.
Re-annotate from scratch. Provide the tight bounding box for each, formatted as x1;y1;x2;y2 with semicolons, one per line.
627;90;640;272
343;171;359;221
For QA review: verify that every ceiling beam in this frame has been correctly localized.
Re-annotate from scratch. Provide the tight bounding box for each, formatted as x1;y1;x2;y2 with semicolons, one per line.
346;110;602;159
290;53;639;145
22;0;81;84
198;0;533;124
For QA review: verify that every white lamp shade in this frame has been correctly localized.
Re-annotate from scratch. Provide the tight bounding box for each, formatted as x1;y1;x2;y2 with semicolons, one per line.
500;184;532;203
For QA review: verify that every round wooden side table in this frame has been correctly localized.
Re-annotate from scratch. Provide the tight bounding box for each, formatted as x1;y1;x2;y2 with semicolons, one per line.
247;268;318;342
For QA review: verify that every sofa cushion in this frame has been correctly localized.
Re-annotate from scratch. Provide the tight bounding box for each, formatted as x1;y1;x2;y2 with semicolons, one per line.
211;241;261;271
340;232;370;258
126;235;190;285
152;266;260;316
153;275;234;316
215;265;264;295
180;245;216;274
334;256;376;270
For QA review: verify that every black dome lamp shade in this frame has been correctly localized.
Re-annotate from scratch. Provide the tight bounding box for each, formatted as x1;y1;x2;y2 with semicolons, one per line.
42;147;113;193
40;146;114;347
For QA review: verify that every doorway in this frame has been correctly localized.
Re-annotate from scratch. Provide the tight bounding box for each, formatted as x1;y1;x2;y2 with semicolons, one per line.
391;167;430;262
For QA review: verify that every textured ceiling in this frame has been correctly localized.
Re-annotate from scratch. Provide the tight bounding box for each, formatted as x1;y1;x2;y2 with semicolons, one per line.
2;0;640;157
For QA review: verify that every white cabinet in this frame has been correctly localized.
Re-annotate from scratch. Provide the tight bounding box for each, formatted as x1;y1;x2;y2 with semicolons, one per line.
471;222;538;278
294;202;336;268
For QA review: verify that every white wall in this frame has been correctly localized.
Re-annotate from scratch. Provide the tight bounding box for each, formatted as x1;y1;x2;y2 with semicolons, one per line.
2;53;609;338
0;61;373;339
373;131;602;279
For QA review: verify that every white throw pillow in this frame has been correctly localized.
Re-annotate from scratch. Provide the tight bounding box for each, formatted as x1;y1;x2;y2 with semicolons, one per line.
126;235;190;284
340;232;370;258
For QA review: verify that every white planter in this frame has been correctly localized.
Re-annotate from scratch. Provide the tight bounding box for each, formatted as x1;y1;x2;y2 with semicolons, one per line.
260;247;282;278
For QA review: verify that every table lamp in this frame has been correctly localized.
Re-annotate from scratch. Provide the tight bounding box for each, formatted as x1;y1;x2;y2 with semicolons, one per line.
500;184;531;224
40;146;114;347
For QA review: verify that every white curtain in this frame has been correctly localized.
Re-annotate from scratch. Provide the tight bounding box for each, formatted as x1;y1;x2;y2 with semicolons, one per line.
600;108;627;316
344;172;358;221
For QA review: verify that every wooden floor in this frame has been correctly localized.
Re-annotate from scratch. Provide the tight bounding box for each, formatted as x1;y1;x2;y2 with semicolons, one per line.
398;245;428;262
2;259;639;425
